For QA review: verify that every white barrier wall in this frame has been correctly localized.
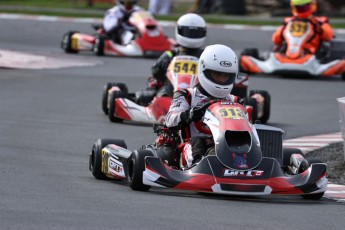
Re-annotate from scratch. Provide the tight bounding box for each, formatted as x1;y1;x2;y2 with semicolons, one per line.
337;97;345;160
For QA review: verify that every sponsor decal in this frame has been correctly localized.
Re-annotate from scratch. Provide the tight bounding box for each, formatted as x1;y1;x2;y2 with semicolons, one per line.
224;169;264;177
220;61;232;67
109;158;123;173
233;153;248;169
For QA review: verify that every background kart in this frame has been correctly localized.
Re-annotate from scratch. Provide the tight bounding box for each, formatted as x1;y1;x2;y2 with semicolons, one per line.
89;101;327;200
61;10;175;58
102;56;271;125
240;20;345;80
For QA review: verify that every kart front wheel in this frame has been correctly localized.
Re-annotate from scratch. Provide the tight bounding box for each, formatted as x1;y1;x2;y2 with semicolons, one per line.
341;73;345;81
93;35;105;56
108;90;127;123
250;90;271;124
302;159;325;200
282;148;304;168
128;150;153;191
89;138;127;179
102;82;128;115
61;31;79;53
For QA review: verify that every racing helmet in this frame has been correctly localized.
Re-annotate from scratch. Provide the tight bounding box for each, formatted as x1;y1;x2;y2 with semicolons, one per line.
116;0;138;11
290;0;317;18
175;13;207;49
198;44;238;98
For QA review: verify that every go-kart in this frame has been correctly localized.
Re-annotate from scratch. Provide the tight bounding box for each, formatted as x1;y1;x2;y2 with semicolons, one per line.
240;19;345;80
61;10;175;58
102;55;271;125
89;100;327;200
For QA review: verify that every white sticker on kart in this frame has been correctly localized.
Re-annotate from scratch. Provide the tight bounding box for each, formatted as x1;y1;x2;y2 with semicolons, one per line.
0;50;101;69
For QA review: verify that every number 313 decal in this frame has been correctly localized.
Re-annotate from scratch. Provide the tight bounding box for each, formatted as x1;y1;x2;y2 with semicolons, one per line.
218;108;246;119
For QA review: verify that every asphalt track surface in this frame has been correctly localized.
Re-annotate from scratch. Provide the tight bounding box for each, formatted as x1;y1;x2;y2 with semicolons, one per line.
0;17;345;229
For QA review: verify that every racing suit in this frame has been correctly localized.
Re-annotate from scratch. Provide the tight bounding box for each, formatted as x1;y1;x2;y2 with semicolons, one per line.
103;5;142;44
272;16;333;56
165;85;237;167
136;47;203;105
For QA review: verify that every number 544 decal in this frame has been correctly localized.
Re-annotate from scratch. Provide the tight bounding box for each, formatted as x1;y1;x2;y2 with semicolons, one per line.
173;61;198;75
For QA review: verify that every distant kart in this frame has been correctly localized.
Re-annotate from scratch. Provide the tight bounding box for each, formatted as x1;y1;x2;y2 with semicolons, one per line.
102;55;271;125
240;19;345;80
89;100;327;200
61;10;175;58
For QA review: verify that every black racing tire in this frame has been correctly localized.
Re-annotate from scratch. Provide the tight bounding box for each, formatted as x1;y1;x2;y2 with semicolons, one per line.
241;48;259;59
250;90;271;124
302;158;325;200
127;149;153;191
61;31;79;53
93;35;105;56
231;85;247;98
341;73;345;81
102;82;128;115
108;90;127;123
244;97;258;123
282;148;304;168
89;138;127;180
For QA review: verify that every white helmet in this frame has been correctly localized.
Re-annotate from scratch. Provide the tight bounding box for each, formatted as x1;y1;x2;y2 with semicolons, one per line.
175;13;207;49
198;44;238;98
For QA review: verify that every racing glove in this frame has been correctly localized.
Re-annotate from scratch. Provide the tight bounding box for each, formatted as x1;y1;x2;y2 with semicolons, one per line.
236;96;245;106
180;106;206;125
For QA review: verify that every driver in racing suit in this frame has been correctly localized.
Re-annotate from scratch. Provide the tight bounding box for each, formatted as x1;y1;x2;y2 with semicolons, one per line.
164;44;242;167
103;0;142;44
135;13;207;105
272;0;333;58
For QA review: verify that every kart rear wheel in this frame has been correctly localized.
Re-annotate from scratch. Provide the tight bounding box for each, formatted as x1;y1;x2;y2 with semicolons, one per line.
128;149;153;191
244;97;258;123
89;138;127;180
108;90;127;123
61;31;79;53
341;73;345;81
241;48;259;59
302;159;325;200
232;86;247;98
93;35;105;56
102;82;128;115
250;90;271;124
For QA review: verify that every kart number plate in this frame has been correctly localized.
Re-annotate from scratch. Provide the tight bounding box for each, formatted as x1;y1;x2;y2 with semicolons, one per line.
289;21;308;37
217;108;246;119
173;61;198;75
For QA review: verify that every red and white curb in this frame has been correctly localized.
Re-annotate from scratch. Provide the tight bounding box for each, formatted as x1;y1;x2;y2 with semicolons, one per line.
0;49;102;69
325;184;345;203
283;132;343;154
284;132;345;202
1;13;345;34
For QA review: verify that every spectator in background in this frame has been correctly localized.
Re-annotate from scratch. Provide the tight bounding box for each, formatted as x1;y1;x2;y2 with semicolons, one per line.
103;0;142;44
149;0;171;15
190;0;215;14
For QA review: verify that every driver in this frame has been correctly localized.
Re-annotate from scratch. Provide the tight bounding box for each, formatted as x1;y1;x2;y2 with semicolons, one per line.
272;0;333;56
165;44;242;167
103;0;142;44
135;13;207;105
